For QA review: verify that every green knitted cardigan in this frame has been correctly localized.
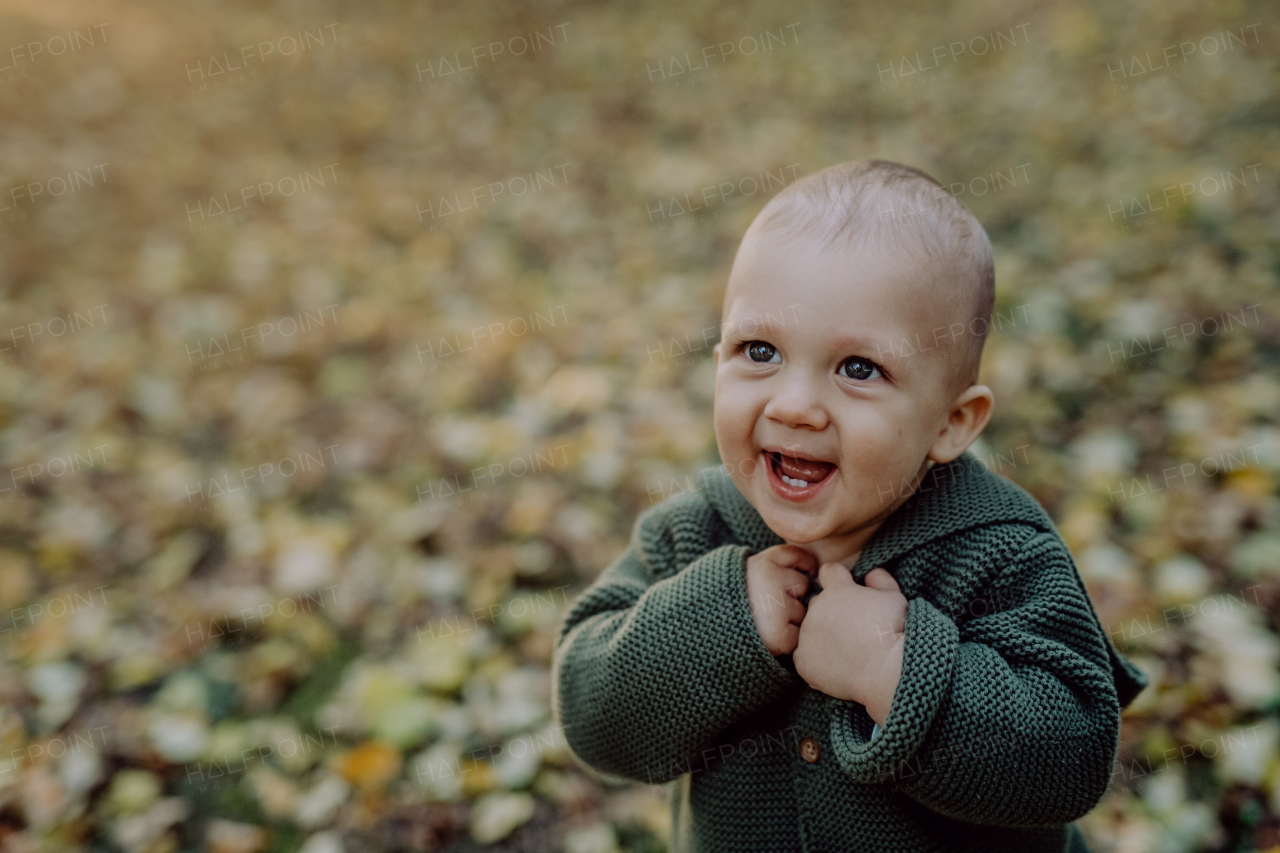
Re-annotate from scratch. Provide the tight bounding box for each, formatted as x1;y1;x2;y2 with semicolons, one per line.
552;451;1149;852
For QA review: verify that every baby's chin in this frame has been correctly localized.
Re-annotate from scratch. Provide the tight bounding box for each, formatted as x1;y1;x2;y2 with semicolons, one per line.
751;502;841;547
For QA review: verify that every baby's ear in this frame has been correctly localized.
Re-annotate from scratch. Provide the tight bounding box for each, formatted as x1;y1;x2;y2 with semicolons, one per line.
928;384;994;464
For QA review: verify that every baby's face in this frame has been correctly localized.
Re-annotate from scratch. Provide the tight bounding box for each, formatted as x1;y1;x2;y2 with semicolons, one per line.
713;226;967;563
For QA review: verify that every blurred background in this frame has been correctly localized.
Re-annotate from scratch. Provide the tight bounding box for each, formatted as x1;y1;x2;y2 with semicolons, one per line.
0;0;1277;851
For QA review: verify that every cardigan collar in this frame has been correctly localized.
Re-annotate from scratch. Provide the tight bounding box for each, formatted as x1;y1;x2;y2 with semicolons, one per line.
700;450;1056;581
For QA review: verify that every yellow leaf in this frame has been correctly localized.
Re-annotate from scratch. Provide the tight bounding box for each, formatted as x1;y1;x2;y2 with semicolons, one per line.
334;741;402;793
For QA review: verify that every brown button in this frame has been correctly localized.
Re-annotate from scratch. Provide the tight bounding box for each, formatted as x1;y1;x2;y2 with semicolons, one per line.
799;738;820;763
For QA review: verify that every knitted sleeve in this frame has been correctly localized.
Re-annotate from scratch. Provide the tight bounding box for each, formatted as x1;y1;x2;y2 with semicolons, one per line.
551;503;798;785
827;530;1121;827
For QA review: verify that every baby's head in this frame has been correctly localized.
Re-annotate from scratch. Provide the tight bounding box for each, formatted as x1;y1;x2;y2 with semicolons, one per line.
712;160;996;565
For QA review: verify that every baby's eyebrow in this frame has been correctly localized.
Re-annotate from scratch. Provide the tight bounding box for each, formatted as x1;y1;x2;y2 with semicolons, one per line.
720;319;788;341
829;333;901;363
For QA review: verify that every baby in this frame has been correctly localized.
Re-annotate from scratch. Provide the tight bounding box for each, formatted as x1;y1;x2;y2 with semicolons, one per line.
553;160;1148;852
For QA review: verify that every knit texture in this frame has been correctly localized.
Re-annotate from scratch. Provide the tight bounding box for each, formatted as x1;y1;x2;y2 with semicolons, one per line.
552;452;1149;853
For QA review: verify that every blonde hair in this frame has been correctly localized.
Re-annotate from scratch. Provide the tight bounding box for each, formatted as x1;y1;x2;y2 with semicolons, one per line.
747;160;995;396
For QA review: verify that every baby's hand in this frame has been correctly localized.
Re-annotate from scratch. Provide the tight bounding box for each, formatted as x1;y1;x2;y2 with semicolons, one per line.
744;544;817;657
794;565;907;724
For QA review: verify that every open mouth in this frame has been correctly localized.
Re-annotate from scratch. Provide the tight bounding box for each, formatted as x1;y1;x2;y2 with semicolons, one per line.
764;450;836;500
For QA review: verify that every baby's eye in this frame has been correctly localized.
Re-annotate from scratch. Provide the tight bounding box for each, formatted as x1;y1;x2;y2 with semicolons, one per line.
744;342;781;364
838;357;882;381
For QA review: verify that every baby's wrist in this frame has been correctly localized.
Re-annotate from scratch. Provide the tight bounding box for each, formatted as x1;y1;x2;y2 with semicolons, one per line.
862;635;905;725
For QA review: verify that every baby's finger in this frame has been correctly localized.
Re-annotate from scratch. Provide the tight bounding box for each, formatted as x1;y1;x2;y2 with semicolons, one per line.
781;568;811;597
816;561;855;591
775;622;800;656
783;593;807;626
862;567;900;593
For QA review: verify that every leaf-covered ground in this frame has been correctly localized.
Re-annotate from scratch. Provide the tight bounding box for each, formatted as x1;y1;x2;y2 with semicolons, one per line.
0;0;1277;851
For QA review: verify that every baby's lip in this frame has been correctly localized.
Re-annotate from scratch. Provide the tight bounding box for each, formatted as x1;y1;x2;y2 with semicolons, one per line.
761;445;836;466
761;448;837;500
